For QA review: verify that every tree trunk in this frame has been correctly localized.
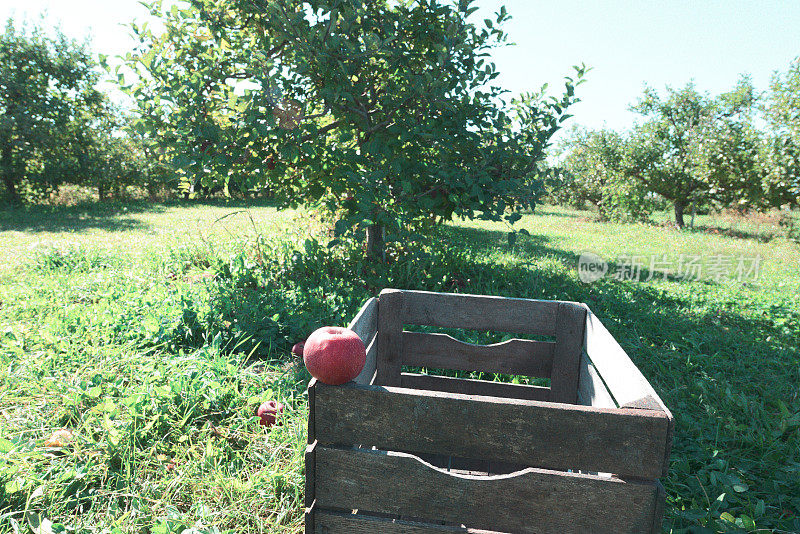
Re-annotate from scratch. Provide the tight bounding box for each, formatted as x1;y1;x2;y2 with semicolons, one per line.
98;183;107;201
366;224;385;262
674;201;687;229
1;173;21;206
1;143;21;206
690;202;696;228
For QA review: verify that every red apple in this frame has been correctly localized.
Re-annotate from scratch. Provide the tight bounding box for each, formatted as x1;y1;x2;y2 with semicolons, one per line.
303;326;366;385
291;340;305;357
257;400;284;427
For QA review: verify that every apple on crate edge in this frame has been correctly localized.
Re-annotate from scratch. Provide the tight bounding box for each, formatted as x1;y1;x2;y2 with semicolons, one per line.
303;326;366;385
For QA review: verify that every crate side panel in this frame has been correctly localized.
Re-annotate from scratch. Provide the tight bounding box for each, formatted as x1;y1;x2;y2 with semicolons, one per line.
398;289;560;336
315;446;661;534
401;331;554;378
399;373;551;402
347;297;378;345
314;382;670;479
583;308;670;415
583;307;674;477
349;297;379;385
354;333;378;385
577;352;617;408
315;511;502;533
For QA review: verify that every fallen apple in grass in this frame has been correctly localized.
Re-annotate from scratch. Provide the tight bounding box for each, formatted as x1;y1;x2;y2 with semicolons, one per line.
257;400;284;427
303;326;366;385
291;340;305;357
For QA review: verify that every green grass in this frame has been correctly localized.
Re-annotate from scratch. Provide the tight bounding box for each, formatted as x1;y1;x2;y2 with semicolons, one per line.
1;201;798;533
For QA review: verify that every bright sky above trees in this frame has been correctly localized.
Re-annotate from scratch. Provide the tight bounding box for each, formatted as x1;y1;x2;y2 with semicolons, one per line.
2;0;799;132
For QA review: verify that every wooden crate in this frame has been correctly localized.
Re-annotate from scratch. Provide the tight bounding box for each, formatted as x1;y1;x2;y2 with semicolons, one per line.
305;289;673;534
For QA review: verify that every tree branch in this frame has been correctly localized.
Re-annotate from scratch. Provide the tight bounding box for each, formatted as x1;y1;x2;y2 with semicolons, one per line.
300;120;343;142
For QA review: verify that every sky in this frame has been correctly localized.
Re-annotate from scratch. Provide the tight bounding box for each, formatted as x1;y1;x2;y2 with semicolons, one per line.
2;0;799;133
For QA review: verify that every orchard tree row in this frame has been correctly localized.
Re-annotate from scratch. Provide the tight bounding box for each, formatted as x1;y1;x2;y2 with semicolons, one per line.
0;19;172;205
553;65;800;227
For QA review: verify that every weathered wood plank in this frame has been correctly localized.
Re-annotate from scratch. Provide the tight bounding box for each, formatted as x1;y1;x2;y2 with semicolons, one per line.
314;510;500;533
305;381;317;534
583;306;674;476
583;307;670;414
399;373;551;402
314;381;671;479
347;297;379;345
314;511;494;533
577;352;617;408
375;289;404;386
315;446;662;534
304;443;316;534
354;334;378;385
549;302;587;403
397;289;560;336
401;331;554;378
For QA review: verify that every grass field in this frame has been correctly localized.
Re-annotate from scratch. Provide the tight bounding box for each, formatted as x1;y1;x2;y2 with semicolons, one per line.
1;201;799;533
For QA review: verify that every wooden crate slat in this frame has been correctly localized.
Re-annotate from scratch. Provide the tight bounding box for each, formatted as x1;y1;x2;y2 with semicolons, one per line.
401;331;554;378
314;446;662;534
549;302;587;403
583;307;670;414
394;289;560;336
313;381;670;479
577;352;617;408
314;510;501;533
347;297;378;346
399;373;550;401
376;289;404;386
354;334;378;385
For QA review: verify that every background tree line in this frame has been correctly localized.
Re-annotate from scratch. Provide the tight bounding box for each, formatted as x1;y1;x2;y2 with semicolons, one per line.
0;19;174;206
2;3;798;237
551;66;800;228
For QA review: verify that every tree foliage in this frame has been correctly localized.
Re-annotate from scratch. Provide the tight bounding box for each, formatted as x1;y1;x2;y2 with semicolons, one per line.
763;57;800;208
0;19;106;204
626;80;762;227
555;128;653;222
121;0;584;245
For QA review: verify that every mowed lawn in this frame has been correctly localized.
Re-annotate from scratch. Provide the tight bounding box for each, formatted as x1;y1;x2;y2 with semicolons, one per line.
1;201;798;533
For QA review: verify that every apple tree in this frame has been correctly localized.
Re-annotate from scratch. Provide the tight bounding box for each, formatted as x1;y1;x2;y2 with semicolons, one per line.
121;0;584;256
0;18;109;205
763;57;800;208
556;128;653;222
626;80;762;227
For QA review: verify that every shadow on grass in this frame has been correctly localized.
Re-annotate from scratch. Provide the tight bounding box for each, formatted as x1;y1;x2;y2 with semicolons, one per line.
685;224;783;243
0;197;283;233
530;206;593;219
432;225;800;531
170;220;798;531
0;201;167;233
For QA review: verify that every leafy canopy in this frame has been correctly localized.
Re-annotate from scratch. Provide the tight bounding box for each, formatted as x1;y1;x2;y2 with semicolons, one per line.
763;57;800;207
121;0;584;236
555;127;653;222
626;80;763;226
0;19;106;204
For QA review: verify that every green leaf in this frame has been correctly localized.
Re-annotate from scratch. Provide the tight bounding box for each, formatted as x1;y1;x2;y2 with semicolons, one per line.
0;437;14;453
507;232;516;247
